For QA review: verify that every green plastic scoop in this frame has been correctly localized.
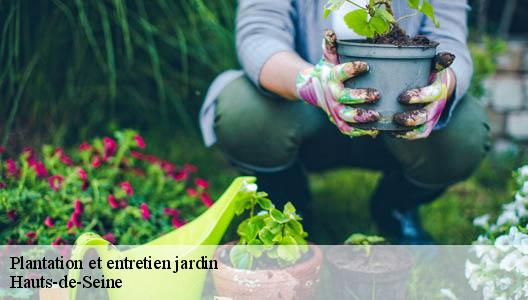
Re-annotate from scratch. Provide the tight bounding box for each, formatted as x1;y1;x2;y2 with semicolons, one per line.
67;176;255;300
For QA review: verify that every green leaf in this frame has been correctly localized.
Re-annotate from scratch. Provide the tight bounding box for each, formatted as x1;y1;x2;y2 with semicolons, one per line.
286;219;304;235
237;219;250;237
234;195;250;215
230;245;253;269
407;0;420;9
277;237;302;263
370;15;390;35
323;8;331;19
258;228;275;245
272;232;283;243
344;9;373;38
265;220;281;234
270;208;289;223
247;239;264;258
281;235;298;246
283;202;296;217
419;1;439;28
256;198;273;210
267;247;279;259
324;0;346;18
375;7;395;23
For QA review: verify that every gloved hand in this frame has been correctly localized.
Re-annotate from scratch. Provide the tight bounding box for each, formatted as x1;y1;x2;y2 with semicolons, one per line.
296;30;381;137
393;52;456;140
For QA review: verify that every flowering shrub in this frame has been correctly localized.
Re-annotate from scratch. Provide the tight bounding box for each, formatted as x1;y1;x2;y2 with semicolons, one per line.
0;130;214;245
466;166;528;299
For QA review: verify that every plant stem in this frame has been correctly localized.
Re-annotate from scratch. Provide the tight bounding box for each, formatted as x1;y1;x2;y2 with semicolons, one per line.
345;0;367;10
397;12;419;23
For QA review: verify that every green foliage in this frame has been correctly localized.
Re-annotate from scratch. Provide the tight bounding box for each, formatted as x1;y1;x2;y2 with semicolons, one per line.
0;130;213;245
344;233;386;256
230;191;309;269
0;0;237;146
324;0;439;38
344;233;386;245
469;38;507;98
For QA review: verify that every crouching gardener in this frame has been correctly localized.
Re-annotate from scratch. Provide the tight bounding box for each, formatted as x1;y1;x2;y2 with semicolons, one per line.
199;0;490;244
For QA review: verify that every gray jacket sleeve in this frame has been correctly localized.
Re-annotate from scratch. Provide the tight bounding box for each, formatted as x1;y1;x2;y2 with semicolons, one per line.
419;0;473;103
236;0;296;86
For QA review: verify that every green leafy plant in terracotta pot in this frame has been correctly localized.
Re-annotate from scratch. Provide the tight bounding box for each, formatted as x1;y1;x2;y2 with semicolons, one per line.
212;186;323;300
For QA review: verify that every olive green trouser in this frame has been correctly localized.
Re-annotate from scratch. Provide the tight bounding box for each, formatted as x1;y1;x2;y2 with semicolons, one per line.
213;76;491;229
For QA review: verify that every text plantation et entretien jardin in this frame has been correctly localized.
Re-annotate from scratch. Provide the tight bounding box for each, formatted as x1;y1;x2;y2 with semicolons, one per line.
9;255;218;289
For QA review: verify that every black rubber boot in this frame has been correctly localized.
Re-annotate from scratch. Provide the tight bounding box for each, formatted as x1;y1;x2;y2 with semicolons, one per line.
370;171;446;245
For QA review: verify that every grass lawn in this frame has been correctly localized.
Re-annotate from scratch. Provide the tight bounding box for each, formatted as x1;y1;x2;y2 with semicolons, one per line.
146;130;522;245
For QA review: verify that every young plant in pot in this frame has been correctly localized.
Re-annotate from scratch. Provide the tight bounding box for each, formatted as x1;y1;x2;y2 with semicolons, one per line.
326;234;413;300
212;186;322;300
324;0;455;133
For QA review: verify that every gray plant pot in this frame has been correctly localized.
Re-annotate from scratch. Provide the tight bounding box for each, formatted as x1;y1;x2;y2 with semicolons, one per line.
337;40;437;131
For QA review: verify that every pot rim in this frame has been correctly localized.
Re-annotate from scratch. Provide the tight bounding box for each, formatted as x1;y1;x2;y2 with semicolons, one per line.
213;241;323;276
337;39;438;49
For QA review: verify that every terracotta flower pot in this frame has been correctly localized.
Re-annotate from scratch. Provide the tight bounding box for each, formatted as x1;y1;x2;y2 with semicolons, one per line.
326;245;413;300
211;242;323;300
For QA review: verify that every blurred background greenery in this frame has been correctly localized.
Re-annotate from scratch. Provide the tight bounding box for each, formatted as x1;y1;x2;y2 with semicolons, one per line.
1;0;527;244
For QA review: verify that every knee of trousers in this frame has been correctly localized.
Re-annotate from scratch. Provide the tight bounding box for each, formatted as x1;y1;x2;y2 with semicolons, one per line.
404;118;491;187
213;76;304;172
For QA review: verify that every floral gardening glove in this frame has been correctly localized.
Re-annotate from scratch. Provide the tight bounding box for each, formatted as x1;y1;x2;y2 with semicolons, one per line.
393;52;456;140
296;30;381;137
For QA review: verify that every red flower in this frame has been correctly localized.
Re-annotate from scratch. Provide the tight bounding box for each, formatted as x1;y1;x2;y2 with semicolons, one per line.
108;194;119;209
130;150;144;159
78;168;87;181
144;155;161;164
0;146;4;154
26;232;37;239
44;216;54;228
200;192;214;207
161;161;176;173
91;155;102;168
171;171;187;181
163;208;180;216
48;175;64;192
0;182;5;189
134;134;146;149
55;148;73;166
69;212;82;228
172;216;184;228
7;210;17;221
79;142;91;151
74;199;83;215
181;164;198;174
103;233;116;244
51;236;65;246
119;199;128;208
33;162;48;178
195;178;209;189
120;181;134;196
22;147;35;161
103;137;117;160
186;188;198;197
67;220;74;230
140;203;150;220
6;159;18;177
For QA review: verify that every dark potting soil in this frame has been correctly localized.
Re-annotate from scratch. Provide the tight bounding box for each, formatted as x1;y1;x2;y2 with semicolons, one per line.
328;247;412;274
367;26;438;47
